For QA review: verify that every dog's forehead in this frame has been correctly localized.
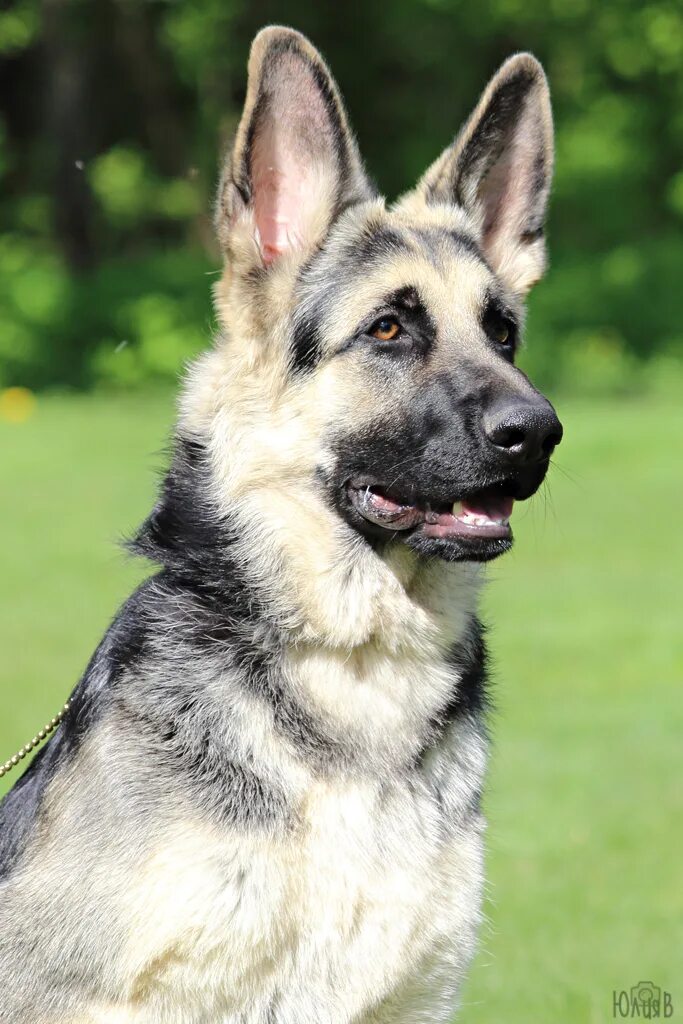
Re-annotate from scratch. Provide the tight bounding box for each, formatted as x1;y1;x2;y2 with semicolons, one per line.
300;203;498;342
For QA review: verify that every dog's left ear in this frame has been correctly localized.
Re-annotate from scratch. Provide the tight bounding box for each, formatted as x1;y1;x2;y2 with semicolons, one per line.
216;26;371;269
404;54;553;295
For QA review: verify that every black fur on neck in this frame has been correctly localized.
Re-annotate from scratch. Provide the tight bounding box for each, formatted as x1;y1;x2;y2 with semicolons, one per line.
130;435;242;596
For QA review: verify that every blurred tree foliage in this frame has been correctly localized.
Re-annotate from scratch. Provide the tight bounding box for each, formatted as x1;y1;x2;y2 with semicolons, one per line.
0;0;681;392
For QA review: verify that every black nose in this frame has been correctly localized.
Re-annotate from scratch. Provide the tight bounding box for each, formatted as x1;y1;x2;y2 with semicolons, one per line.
484;401;563;464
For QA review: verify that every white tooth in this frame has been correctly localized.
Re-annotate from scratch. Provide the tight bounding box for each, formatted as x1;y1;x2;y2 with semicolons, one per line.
452;501;464;517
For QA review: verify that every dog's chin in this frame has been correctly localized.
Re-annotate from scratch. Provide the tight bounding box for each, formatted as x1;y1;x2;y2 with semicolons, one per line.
404;531;513;563
341;479;521;563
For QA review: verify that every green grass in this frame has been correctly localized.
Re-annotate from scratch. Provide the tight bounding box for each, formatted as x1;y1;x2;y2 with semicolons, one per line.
1;393;681;1021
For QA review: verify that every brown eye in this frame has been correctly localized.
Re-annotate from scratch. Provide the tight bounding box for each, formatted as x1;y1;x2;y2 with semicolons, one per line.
492;320;509;345
371;318;400;341
484;301;516;352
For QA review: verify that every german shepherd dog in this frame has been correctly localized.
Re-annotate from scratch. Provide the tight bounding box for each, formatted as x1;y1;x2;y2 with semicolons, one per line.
0;27;562;1024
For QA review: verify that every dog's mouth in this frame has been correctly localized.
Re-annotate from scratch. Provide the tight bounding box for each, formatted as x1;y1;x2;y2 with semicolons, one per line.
347;481;515;541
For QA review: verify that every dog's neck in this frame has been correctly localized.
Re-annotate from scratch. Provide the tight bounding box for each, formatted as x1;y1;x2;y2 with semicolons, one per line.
230;496;482;653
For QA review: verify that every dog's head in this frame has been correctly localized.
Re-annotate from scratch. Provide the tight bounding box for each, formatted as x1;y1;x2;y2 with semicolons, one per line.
198;27;560;587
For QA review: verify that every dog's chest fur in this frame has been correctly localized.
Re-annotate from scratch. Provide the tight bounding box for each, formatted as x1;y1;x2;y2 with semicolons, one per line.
106;590;489;1023
115;720;486;1024
0;567;488;1024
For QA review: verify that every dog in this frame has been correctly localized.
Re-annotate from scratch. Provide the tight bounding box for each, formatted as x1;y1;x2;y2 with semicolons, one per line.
0;26;562;1023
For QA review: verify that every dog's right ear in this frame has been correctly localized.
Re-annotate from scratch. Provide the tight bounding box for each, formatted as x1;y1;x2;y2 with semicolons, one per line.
216;27;371;270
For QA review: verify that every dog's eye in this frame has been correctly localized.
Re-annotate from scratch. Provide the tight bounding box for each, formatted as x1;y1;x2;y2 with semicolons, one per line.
486;312;516;350
483;300;518;357
492;322;509;345
370;318;401;341
490;318;511;346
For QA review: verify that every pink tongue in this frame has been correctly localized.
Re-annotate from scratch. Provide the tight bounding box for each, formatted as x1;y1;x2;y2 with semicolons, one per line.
461;494;514;520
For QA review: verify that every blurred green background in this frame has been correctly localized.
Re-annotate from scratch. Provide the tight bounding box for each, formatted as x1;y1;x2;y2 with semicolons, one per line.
1;1;681;1022
2;0;683;393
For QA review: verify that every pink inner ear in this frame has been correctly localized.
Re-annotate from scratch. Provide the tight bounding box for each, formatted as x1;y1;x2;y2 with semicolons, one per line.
252;143;310;265
479;99;544;256
249;52;338;266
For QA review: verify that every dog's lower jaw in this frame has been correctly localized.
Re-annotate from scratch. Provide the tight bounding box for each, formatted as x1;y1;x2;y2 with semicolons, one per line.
405;530;513;563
